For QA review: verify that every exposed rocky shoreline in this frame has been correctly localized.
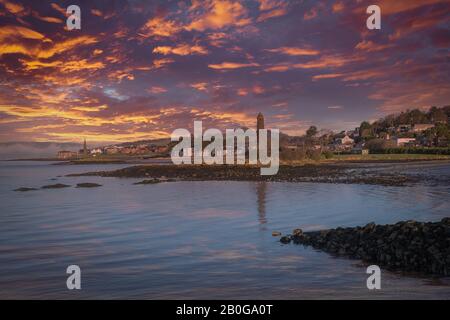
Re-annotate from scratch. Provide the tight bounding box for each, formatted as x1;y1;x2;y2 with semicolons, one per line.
279;219;450;276
14;182;102;191
67;164;418;186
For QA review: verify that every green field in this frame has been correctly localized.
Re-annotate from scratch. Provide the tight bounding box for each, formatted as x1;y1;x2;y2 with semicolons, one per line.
327;153;450;162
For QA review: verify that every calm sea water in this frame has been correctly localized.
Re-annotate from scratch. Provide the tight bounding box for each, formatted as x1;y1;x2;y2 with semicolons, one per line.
0;161;449;299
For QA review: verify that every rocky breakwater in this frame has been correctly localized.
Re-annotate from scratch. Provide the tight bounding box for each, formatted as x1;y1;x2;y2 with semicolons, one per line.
280;219;450;276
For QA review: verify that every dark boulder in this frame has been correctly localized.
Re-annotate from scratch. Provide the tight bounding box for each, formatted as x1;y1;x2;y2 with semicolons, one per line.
14;187;38;192
280;236;291;244
76;183;102;188
41;184;71;189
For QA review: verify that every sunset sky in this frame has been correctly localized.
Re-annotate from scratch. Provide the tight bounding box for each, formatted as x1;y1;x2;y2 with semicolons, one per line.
0;0;449;144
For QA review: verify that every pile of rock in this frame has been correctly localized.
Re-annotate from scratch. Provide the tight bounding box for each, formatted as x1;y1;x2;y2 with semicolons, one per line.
281;219;450;276
76;183;102;188
134;178;175;185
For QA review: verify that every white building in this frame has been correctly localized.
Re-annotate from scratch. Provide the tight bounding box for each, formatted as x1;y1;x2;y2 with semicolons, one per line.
337;135;355;145
394;138;416;147
90;148;103;155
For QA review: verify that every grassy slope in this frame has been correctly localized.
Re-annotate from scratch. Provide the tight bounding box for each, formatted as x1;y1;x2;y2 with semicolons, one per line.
329;153;450;161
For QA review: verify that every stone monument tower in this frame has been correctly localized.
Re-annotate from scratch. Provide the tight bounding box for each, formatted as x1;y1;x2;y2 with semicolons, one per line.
83;139;88;157
257;113;264;156
257;112;264;132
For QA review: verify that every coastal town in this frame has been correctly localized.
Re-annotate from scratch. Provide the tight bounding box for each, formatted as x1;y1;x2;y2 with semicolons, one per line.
57;106;450;161
57;140;170;160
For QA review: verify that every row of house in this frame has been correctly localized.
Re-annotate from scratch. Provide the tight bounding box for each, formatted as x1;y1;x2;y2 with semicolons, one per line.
280;122;443;156
94;144;169;156
57;142;169;159
380;123;446;147
393;123;435;134
332;123;443;152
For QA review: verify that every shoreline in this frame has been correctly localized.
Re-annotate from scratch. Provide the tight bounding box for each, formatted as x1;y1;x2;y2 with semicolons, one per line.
4;154;450;165
65;162;449;186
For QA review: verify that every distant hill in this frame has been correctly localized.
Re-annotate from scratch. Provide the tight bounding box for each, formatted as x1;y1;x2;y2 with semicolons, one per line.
111;138;171;148
0;139;172;160
0;142;81;160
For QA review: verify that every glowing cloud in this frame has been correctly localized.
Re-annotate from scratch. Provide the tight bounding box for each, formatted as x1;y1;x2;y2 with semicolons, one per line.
266;47;320;56
208;62;259;69
186;0;251;31
153;44;208;56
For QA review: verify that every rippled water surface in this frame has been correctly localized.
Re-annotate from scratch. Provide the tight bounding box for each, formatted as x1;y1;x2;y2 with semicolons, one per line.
0;161;449;299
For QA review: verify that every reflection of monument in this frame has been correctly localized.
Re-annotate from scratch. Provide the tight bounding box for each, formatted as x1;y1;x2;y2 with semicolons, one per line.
256;181;267;226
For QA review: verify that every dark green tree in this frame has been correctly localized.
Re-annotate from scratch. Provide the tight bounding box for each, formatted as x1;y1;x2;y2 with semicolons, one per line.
306;126;318;137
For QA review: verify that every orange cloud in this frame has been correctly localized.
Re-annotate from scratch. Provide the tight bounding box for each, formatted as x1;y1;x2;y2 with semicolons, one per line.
332;1;345;13
341;69;387;82
190;82;208;91
32;11;63;23
0;25;46;41
19;59;61;70
0;103;163;129
0;25;48;57
140;16;181;38
263;65;290;72
36;36;98;59
193;109;256;127
304;7;318;20
0;0;24;14
186;0;251;31
36;74;88;86
19;58;105;72
257;0;288;22
208;61;260;70
237;88;248;96
0;32;98;60
258;0;284;11
266;46;319;56
257;8;287;22
108;70;135;82
50;3;67;16
252;85;265;94
388;7;449;40
151;58;174;69
59;60;105;72
91;9;102;17
293;55;358;69
312;73;343;80
153;44;208;56
148;86;168;94
377;0;448;15
207;32;230;47
370;82;450;113
71;105;108;112
355;40;394;52
42;130;170;143
264;54;359;73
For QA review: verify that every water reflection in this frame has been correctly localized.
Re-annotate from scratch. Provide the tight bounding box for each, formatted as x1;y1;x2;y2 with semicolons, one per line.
255;181;267;227
1;161;450;299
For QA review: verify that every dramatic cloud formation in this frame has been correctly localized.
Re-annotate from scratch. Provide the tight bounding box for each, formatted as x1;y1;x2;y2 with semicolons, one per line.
0;0;449;143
